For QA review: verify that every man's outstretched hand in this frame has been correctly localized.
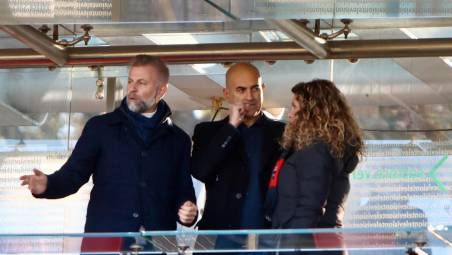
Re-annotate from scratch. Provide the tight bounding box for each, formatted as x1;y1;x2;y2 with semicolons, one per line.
20;168;48;195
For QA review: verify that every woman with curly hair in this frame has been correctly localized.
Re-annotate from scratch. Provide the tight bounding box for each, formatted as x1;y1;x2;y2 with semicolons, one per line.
267;79;363;253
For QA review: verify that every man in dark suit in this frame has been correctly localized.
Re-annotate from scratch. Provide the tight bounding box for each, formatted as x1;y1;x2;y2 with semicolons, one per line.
20;55;198;234
191;63;285;231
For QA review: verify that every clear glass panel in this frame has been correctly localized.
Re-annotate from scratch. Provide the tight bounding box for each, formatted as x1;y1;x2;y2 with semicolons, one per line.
0;0;232;24
0;68;72;151
1;0;451;25
0;58;451;255
229;0;452;19
0;228;450;254
333;58;452;232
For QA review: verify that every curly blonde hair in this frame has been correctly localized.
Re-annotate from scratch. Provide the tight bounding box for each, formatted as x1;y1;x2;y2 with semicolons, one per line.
281;79;364;158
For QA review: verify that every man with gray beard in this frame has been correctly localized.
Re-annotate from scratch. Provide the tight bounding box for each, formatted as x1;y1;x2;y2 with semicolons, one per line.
20;55;198;235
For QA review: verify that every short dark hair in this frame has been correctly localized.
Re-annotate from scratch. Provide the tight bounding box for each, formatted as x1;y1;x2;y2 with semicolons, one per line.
129;55;169;85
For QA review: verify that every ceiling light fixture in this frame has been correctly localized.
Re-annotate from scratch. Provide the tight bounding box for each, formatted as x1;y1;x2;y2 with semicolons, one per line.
400;28;419;39
143;33;198;45
440;57;452;68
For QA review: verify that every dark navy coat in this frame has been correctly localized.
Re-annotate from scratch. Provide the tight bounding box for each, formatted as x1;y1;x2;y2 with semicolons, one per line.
36;101;196;232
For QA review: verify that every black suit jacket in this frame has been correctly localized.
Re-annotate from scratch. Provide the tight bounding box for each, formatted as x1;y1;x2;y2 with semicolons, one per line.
191;114;285;229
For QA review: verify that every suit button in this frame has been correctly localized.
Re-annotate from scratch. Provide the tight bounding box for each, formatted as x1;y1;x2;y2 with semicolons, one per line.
141;151;147;157
132;213;139;218
139;182;147;188
235;193;242;199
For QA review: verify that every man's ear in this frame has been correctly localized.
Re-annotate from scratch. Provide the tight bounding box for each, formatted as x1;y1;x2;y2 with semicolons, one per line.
158;83;168;99
223;87;229;99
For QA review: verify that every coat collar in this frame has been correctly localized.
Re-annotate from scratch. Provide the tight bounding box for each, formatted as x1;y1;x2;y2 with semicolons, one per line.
105;99;175;132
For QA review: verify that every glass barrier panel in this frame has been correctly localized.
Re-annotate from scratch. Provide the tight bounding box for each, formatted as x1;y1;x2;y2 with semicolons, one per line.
0;228;450;254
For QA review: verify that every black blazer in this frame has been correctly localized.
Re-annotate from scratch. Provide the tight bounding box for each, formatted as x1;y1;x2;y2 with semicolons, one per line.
191;114;285;229
272;142;359;229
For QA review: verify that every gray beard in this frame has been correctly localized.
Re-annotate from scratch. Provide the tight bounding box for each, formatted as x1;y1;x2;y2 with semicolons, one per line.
127;96;157;113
